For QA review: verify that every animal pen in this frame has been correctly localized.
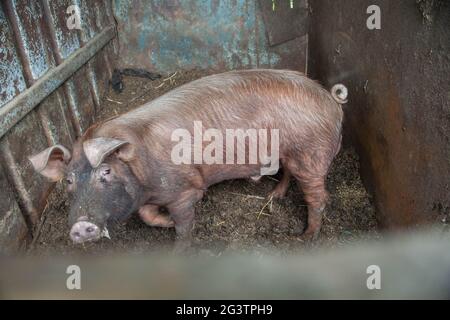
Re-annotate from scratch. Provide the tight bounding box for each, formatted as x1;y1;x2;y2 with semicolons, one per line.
0;0;449;299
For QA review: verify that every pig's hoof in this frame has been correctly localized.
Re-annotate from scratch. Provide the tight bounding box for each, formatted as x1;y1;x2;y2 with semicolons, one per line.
299;229;319;243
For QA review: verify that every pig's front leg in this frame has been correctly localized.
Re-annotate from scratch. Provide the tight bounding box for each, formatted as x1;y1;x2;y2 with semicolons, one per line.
167;189;204;252
139;204;174;228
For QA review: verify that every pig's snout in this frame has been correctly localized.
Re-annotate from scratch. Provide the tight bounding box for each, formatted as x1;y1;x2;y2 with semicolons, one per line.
70;221;101;243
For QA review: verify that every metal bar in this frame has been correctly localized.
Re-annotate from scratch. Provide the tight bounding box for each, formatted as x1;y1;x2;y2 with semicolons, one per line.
4;0;53;147
0;26;115;139
3;0;34;87
0;141;37;225
39;0;63;65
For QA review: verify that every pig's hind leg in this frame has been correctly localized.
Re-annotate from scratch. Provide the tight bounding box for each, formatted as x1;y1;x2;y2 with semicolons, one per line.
285;152;332;241
297;177;328;241
139;205;174;228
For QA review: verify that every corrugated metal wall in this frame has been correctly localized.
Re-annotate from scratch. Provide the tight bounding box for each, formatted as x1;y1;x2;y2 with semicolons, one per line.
0;0;117;252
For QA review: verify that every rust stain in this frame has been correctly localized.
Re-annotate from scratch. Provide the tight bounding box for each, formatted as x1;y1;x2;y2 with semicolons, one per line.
0;0;116;251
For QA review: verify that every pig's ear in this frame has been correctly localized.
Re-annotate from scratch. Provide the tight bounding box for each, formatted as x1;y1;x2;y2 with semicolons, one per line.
83;137;128;168
28;145;71;182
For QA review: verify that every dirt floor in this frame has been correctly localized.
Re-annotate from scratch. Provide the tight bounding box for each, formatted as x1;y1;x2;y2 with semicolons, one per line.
29;70;380;256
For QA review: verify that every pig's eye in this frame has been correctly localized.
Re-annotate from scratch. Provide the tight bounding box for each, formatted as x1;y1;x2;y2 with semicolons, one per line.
99;167;111;182
66;177;73;185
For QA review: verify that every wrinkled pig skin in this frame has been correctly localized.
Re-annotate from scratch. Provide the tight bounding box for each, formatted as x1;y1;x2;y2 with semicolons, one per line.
29;69;344;250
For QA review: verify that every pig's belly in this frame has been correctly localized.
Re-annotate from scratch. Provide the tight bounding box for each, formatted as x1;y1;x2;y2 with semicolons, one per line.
200;163;265;187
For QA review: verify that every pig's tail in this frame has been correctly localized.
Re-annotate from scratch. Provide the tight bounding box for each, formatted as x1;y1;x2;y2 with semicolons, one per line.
331;84;348;104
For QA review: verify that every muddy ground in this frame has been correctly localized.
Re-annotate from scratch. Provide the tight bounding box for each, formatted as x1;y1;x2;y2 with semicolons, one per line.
30;70;379;256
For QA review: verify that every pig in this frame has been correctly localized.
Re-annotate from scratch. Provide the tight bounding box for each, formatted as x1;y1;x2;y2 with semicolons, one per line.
29;69;347;250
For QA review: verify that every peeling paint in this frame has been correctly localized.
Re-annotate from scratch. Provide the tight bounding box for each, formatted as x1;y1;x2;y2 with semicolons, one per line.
114;0;286;72
10;0;54;80
0;166;28;252
47;0;81;60
0;0;115;251
0;8;27;108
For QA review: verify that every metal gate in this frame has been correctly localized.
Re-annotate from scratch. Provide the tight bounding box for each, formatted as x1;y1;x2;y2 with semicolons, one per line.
0;0;117;252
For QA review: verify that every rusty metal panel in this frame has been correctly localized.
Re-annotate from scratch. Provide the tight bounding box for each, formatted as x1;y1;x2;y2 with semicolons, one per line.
41;0;90;136
4;0;56;84
104;0;119;57
77;0;100;43
0;2;51;227
86;51;111;109
3;0;75;146
258;0;308;47
78;0;103;108
41;0;107;135
0;111;51;225
308;0;450;227
79;0;115;109
0;27;115;139
0;7;27;107
269;35;308;72
93;0;116;85
36;89;75;146
0;165;28;254
0;0;116;251
64;66;97;134
113;0;308;72
43;0;81;62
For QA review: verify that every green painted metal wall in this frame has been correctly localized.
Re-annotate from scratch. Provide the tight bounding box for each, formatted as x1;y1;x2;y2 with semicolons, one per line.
113;0;308;72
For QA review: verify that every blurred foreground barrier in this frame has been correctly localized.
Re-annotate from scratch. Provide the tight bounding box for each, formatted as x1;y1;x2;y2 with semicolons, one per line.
0;229;449;299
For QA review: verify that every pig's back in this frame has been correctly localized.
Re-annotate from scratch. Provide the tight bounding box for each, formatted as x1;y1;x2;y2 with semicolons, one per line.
104;69;343;149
